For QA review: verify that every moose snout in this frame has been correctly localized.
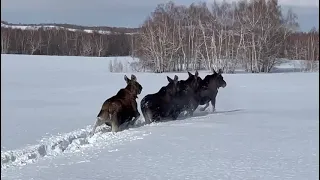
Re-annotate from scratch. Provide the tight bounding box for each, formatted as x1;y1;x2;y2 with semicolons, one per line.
222;82;227;88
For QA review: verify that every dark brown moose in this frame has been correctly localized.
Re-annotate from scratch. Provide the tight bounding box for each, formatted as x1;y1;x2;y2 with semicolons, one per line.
90;74;142;135
171;71;202;119
140;75;179;123
195;68;227;112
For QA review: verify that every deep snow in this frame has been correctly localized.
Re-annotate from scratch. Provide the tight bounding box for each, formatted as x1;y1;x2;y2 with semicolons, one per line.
1;54;319;180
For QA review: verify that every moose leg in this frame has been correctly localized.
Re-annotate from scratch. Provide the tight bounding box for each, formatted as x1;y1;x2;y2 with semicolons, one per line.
130;100;138;122
142;109;152;124
111;120;120;133
185;105;194;117
186;98;198;116
171;109;181;120
128;111;141;127
105;122;111;127
132;111;141;123
171;112;179;120
200;102;209;111
153;114;161;122
186;110;193;117
90;117;105;136
128;100;140;125
210;97;216;112
185;107;195;117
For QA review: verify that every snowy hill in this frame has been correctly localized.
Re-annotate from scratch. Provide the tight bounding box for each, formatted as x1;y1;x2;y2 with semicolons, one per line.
1;22;139;35
1;54;319;180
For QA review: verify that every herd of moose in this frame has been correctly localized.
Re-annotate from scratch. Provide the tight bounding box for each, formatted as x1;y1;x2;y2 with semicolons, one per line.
90;69;227;135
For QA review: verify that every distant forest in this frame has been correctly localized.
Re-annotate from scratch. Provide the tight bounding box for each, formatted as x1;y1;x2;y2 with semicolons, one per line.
1;21;139;57
1;0;319;73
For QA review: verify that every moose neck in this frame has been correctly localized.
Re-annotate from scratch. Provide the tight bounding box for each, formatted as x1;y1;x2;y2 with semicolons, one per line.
158;87;173;103
125;84;138;97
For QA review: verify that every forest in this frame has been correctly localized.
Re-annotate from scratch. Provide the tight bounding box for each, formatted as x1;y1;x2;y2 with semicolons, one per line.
1;0;319;73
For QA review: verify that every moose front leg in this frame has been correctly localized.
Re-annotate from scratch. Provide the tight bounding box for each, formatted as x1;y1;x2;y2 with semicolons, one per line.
210;97;216;112
200;102;209;111
186;110;194;117
131;111;141;124
130;100;141;125
186;98;198;117
210;91;218;113
185;104;195;117
171;110;180;120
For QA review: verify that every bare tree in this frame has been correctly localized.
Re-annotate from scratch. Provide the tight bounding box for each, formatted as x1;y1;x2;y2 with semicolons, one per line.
27;30;42;55
80;34;93;56
1;28;10;54
94;32;105;57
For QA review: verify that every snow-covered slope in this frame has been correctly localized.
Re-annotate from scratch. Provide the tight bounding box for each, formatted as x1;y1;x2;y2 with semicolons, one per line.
1;23;138;35
1;54;319;180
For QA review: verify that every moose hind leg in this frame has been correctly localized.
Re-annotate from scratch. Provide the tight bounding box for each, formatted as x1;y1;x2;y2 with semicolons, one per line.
142;109;153;124
111;122;120;132
90;117;105;136
200;102;209;111
110;114;120;133
105;122;111;127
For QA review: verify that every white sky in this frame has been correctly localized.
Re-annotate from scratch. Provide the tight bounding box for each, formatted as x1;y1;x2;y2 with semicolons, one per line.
1;0;318;31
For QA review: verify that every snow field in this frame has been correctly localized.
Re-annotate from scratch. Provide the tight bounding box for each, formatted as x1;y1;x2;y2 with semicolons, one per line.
1;54;319;180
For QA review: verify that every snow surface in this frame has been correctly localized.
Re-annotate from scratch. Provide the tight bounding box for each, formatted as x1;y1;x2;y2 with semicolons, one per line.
1;54;319;180
271;59;319;73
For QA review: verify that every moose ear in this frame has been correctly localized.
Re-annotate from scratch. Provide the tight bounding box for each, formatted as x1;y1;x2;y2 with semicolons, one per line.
174;75;179;82
218;69;223;74
195;70;199;77
124;75;130;83
212;68;217;74
167;76;174;83
131;74;137;81
188;71;192;77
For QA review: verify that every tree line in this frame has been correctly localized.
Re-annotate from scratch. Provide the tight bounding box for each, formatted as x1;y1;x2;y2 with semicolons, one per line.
135;0;319;73
1;26;138;57
1;0;319;73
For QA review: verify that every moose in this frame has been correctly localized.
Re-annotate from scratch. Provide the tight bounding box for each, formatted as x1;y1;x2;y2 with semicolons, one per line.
171;71;202;119
195;68;227;113
90;74;143;135
140;75;179;124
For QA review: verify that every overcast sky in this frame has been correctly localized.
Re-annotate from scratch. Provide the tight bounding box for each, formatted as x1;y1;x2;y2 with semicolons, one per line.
1;0;319;31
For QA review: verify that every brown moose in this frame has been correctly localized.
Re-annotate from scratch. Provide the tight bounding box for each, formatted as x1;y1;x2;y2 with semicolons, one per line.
90;74;142;135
